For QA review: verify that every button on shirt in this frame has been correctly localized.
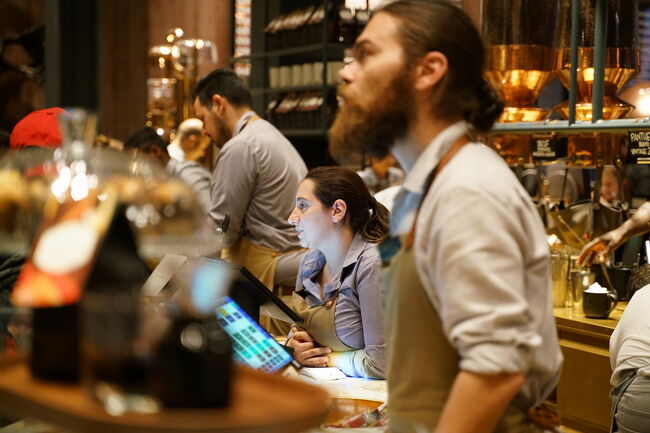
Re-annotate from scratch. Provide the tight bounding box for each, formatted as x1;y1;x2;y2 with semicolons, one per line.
295;233;385;378
610;285;650;385
209;112;307;251
391;121;563;407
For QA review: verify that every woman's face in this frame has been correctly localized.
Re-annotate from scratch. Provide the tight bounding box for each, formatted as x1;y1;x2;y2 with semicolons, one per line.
288;179;335;249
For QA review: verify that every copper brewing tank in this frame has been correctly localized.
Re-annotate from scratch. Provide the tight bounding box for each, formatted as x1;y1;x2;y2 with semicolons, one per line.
483;0;562;164
555;0;639;166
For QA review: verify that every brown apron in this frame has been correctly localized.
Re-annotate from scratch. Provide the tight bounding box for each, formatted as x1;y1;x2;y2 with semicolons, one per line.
291;289;354;352
383;136;540;432
384;246;537;432
222;236;279;290
222;237;298;336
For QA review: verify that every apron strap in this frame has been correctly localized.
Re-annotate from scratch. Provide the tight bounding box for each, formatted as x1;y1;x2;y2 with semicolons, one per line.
404;135;469;248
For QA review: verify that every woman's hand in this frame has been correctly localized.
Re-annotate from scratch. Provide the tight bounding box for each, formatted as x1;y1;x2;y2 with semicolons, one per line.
286;326;331;367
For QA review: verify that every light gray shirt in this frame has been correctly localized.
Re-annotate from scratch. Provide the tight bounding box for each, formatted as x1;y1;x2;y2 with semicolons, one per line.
295;233;385;379
391;121;563;407
166;158;212;215
610;285;650;385
209;112;307;252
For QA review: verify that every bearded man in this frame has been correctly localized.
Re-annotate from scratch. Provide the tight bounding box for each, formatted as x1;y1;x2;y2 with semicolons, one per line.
192;69;307;291
329;1;563;432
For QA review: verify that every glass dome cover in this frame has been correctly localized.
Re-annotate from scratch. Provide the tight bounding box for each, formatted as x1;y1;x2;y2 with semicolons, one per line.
0;109;223;307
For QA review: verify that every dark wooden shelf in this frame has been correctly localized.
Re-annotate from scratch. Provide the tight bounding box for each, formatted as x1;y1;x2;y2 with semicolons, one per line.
279;128;328;137
251;84;337;95
232;43;349;62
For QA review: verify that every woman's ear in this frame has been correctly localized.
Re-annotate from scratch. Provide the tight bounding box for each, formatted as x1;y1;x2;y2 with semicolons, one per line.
331;199;347;224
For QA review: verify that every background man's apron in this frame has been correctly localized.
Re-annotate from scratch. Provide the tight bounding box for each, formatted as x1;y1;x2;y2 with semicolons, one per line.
222;237;291;335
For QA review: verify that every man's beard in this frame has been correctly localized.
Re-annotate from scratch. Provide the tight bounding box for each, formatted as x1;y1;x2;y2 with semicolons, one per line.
214;122;231;149
329;68;413;164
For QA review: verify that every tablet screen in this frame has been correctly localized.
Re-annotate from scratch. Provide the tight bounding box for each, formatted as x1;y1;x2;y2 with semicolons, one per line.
215;296;294;373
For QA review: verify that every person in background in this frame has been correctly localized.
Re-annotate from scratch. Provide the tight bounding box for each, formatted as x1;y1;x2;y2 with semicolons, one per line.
192;68;308;291
608;264;650;433
122;126;212;215
329;1;563;431
578;202;650;267
600;166;622;207
286;167;387;379
9;106;63;151
356;153;404;195
1;106;64;359
167;117;211;164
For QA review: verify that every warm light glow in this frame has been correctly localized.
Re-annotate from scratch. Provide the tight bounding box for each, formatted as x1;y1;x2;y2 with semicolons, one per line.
619;82;650;118
345;0;367;9
637;94;650;116
70;173;89;201
51;166;72;201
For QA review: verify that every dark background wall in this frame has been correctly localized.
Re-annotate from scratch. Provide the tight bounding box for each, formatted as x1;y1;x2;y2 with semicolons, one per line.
0;0;232;142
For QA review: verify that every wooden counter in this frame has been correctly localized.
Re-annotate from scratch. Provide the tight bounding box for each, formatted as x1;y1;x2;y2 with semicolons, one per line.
554;303;626;433
0;358;328;433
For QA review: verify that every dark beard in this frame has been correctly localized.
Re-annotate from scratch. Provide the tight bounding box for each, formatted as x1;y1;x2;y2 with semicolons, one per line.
328;69;413;164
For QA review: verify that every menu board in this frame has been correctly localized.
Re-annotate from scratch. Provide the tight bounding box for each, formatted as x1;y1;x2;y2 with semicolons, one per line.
627;130;650;164
531;134;567;162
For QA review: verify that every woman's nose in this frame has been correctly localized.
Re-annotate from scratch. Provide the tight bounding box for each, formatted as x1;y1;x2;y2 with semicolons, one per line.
288;210;298;225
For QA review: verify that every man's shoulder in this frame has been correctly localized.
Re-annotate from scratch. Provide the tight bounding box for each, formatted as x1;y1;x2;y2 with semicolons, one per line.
239;118;291;145
222;119;295;156
441;144;522;200
167;158;210;177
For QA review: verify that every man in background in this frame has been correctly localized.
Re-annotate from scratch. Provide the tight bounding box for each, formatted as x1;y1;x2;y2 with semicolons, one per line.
357;153;403;195
168;117;212;165
192;68;307;290
123;126;212;215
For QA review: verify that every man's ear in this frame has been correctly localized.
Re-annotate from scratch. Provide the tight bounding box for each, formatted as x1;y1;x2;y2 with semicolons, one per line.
413;51;448;92
211;94;227;114
331;199;348;224
148;145;164;158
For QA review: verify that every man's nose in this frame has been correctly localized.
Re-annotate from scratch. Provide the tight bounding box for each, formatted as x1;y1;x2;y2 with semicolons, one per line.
339;61;354;84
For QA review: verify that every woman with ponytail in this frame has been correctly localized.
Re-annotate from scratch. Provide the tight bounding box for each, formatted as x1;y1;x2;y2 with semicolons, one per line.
286;166;387;379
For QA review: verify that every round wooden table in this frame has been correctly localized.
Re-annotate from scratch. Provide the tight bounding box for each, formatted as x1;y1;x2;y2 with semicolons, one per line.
0;358;328;433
